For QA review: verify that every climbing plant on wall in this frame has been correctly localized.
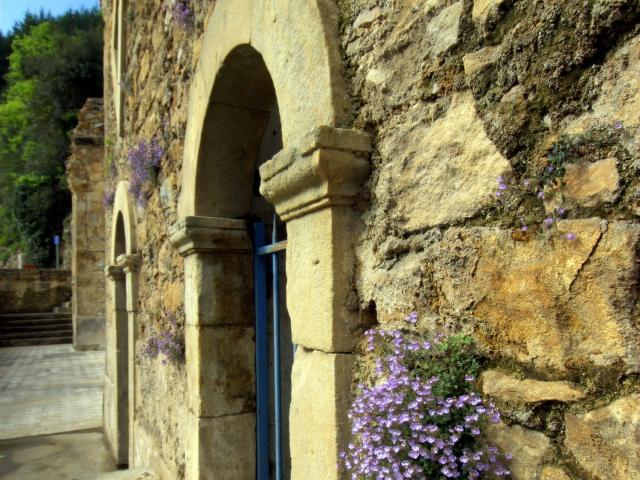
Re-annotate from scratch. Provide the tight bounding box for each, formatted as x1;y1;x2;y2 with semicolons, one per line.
341;314;511;479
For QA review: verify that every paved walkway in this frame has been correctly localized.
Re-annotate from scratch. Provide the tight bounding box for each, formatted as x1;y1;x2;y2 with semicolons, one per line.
0;344;104;439
0;429;115;480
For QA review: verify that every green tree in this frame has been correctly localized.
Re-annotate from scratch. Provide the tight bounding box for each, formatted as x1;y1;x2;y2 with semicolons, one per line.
0;8;102;266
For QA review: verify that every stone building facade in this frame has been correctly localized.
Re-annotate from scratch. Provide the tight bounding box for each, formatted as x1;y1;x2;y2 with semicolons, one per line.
100;0;640;479
67;98;107;350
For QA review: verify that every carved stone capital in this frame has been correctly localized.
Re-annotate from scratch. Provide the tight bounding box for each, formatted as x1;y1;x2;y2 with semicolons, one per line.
169;216;251;257
116;253;141;274
105;264;125;280
259;126;371;221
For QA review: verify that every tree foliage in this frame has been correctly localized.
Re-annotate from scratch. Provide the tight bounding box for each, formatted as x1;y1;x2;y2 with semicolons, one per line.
0;8;103;266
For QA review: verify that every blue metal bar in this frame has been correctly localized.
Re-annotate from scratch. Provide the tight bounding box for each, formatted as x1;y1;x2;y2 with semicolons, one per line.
272;214;283;480
253;222;270;480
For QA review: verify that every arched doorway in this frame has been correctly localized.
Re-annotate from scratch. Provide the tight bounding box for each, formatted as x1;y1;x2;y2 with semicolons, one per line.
105;181;139;467
170;1;371;479
199;44;294;479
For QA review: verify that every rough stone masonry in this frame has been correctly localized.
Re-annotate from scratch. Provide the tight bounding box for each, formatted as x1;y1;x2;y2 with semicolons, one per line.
97;0;640;478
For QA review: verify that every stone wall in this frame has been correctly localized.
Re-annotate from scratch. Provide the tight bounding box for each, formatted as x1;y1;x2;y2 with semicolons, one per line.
67;98;107;351
102;0;197;474
0;269;71;314
101;0;640;478
340;1;640;478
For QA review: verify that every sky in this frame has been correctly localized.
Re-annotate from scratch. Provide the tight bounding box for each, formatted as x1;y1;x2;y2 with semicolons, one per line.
0;0;100;34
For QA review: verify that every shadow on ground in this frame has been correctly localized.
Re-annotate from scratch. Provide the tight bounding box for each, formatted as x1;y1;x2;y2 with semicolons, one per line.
0;428;116;480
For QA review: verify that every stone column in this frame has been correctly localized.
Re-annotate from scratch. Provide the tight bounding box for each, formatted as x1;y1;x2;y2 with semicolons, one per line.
118;253;141;465
66;98;106;350
169;216;255;480
260;126;371;479
104;264;127;465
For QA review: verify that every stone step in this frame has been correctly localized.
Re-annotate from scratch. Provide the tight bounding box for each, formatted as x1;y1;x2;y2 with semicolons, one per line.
1;317;71;327
0;323;73;334
0;312;71;321
0;336;72;348
0;312;73;347
1;329;73;340
53;305;72;314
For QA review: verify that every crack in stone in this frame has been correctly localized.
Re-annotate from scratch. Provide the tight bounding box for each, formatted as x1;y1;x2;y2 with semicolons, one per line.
568;221;609;293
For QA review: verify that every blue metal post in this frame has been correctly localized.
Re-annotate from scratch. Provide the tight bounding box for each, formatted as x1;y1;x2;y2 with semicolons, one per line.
253;223;270;480
272;214;283;480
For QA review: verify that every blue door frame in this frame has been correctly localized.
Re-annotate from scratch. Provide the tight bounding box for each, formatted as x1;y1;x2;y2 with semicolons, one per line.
253;219;287;480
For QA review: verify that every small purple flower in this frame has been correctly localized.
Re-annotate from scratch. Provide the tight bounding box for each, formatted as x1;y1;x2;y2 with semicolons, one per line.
566;233;577;241
614;120;623;130
543;217;554;228
128;136;164;205
557;207;566;216
546;165;555;173
520;225;528;232
523;179;530;188
173;0;193;29
143;311;184;365
537;191;545;199
103;189;115;208
340;329;510;479
405;312;418;325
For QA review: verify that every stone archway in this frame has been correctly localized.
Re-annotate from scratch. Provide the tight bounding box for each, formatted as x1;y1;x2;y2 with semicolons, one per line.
170;1;371;479
104;180;139;466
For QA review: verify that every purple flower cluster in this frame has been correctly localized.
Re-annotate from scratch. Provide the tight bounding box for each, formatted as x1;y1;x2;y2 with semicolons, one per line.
341;324;511;479
173;0;193;29
103;188;115;208
128;136;164;205
143;313;184;366
495;176;576;241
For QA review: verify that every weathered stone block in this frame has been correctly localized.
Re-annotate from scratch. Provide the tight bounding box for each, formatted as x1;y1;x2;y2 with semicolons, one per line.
435;219;640;374
353;7;382;29
565;395;640;479
290;349;353;480
182;252;253;327
381;91;511;230
487;423;552;480
481;370;585;403
472;0;507;28
185;324;255;417
74;315;106;350
545;158;620;211
184;412;255;480
565;34;640;158
285;207;362;352
426;2;463;56
463;45;502;75
540;465;572;480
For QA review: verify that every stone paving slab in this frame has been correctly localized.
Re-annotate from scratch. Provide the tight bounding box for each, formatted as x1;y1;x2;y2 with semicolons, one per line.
0;429;115;479
0;344;104;439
